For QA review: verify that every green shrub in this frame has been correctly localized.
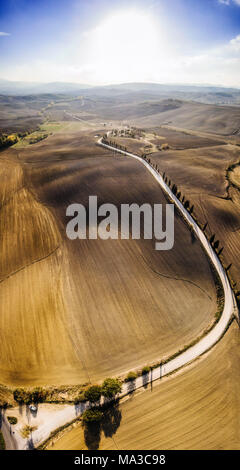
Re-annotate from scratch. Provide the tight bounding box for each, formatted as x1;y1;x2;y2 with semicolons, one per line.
74;392;87;404
84;385;102;403
101;378;122;398
7;416;17;425
142;366;151;375
125;371;137;382
13;387;46;404
82;409;103;424
21;425;37;439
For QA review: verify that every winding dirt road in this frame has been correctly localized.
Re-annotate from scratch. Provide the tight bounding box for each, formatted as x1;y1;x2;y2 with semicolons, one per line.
9;134;238;450
98;137;238;379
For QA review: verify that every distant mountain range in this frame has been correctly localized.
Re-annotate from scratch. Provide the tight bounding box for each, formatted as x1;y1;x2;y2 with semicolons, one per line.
0;79;239;96
0;79;92;95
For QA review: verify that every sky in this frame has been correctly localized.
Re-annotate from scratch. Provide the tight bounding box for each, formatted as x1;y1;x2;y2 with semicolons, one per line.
0;0;240;87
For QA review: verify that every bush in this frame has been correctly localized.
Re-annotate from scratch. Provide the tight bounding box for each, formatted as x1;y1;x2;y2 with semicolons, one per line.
101;378;122;398
82;409;103;424
13;388;28;404
7;416;17;425
74;392;87;404
13;387;46;404
21;425;37;439
84;385;102;403
142;366;151;375
161;143;169;150
125;371;137;382
30;387;46;403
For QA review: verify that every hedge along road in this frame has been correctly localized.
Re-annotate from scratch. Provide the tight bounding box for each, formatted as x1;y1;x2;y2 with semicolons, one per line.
98;136;238;385
10;135;238;451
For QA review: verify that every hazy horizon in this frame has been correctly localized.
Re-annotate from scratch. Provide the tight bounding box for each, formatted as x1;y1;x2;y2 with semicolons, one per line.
1;77;240;89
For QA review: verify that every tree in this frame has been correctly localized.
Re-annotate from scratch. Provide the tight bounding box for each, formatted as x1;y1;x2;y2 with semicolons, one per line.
184;200;189;210
226;263;232;272
210;234;215;244
203;222;208;231
214;240;220;250
82;409;103;424
84;385;102;403
74;392;87;404
13;388;28;404
101;378;122;399
30;387;46;403
218;247;224;256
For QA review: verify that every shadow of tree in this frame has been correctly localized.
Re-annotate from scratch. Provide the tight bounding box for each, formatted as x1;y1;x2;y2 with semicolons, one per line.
191;231;196;244
101;402;122;438
74;402;86;416
142;372;150;389
83;401;122;450
84;422;101;450
27;436;35;450
127;380;136;394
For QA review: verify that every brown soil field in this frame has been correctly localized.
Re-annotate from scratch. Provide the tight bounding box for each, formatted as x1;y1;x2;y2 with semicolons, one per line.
149;141;240;293
151;127;224;149
229;164;240;190
131;100;240;137
50;322;240;450
0;125;217;386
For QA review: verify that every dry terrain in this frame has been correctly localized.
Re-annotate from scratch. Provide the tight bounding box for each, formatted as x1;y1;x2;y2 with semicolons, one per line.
149;140;240;294
1;92;240;451
0;121;217;386
50;322;240;450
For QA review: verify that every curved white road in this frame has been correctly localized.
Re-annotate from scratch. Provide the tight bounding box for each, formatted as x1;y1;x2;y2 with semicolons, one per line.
98;136;238;384
9;134;238;450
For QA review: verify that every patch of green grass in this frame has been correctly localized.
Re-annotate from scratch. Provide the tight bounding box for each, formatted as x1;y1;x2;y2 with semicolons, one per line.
13;121;68;148
39;121;67;133
125;371;138;382
7;416;17;425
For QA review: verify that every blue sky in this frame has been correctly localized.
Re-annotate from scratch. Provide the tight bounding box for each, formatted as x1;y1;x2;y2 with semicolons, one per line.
0;0;240;86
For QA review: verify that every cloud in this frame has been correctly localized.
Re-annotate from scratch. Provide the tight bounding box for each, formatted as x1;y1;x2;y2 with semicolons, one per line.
0;32;10;36
219;0;240;5
230;34;240;50
168;34;240;88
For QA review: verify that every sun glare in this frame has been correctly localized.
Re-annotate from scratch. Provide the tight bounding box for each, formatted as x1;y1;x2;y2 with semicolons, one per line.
90;10;160;83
